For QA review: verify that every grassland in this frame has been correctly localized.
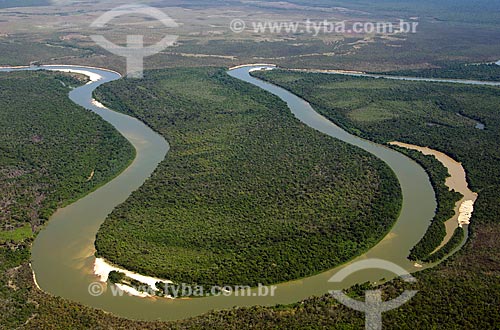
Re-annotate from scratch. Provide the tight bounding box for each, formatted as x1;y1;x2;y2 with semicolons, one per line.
0;224;32;243
0;0;49;9
2;0;500;74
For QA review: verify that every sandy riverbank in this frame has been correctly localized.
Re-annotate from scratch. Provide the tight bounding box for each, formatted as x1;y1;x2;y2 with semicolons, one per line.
47;68;103;83
389;142;477;251
36;66;170;299
249;67;275;73
30;263;41;290
289;68;366;75
94;258;172;298
91;99;107;109
228;63;277;70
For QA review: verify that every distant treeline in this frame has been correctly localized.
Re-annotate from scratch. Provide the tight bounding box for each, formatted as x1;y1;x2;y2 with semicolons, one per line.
385;63;500;82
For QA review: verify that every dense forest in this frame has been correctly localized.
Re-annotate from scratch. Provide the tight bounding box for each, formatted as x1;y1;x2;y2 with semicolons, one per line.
253;70;500;191
93;67;402;288
253;69;500;263
0;70;134;328
0;71;134;235
1;67;499;329
7;205;497;329
0;0;499;327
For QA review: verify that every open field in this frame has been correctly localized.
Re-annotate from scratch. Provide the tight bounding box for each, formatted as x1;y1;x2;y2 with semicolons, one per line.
1;0;500;72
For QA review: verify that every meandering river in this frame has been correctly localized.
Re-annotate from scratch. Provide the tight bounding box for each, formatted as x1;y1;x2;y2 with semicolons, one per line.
1;64;492;321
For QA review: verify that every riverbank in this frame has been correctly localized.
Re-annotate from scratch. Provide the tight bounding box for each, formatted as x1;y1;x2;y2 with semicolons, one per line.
20;66;177;301
21;65;170;318
389;142;478;251
228;63;277;70
94;258;172;298
44;67;157;297
289;68;366;75
49;68;102;83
